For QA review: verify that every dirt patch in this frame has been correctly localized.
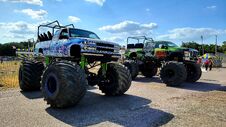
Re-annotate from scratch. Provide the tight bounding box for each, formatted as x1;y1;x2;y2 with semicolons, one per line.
164;91;226;127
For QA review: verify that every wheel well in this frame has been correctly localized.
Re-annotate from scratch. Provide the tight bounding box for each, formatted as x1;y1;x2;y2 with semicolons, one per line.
39;48;43;54
70;45;81;58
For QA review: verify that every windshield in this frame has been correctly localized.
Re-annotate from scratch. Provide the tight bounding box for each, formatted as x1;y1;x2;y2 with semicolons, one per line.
69;29;100;39
155;41;178;48
167;42;178;47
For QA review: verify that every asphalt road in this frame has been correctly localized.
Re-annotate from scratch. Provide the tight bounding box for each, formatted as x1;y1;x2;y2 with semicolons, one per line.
0;67;226;127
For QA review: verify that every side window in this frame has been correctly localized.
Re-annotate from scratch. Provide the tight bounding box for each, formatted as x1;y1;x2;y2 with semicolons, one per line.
155;43;166;48
59;29;69;39
158;44;163;48
52;30;60;40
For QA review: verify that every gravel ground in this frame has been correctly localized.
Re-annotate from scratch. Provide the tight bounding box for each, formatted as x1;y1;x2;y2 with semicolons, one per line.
0;67;226;127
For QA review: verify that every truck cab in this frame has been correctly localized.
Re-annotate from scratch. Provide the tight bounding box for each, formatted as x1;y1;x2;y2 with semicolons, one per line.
34;21;121;62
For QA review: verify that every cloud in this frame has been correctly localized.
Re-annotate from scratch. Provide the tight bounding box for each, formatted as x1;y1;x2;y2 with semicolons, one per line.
99;20;157;44
146;8;150;12
157;27;226;41
15;9;48;20
0;21;37;41
104;36;125;43
68;16;81;23
206;5;216;9
0;0;43;6
99;20;158;35
84;0;105;6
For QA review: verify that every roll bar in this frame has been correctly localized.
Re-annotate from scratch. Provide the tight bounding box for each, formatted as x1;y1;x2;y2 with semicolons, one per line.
127;36;153;45
37;20;75;38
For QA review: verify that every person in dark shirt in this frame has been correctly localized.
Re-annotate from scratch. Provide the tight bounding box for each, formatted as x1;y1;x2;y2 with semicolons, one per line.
209;58;214;71
204;59;209;71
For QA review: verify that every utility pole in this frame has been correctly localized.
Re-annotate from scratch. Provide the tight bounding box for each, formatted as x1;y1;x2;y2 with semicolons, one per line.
201;35;204;55
215;35;218;55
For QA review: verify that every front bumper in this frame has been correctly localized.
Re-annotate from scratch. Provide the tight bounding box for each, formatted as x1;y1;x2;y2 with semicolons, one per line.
81;50;121;58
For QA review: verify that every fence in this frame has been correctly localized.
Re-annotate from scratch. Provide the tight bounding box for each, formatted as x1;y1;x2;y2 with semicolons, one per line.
216;53;226;65
0;60;20;88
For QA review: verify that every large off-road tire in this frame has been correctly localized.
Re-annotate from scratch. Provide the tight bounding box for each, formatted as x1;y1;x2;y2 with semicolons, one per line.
160;62;187;87
140;62;158;78
98;63;132;96
123;60;139;79
19;60;44;91
185;61;202;82
41;61;87;108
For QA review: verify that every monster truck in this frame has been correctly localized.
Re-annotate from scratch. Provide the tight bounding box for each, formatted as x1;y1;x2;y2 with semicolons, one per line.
123;36;201;86
18;21;132;108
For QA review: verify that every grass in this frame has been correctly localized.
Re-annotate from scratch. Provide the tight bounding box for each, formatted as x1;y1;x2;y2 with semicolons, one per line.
0;61;20;88
0;61;99;89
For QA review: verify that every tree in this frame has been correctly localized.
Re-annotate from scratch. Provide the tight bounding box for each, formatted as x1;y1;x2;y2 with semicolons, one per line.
181;41;226;55
182;41;202;54
223;41;226;45
222;41;226;54
182;41;200;50
0;41;31;56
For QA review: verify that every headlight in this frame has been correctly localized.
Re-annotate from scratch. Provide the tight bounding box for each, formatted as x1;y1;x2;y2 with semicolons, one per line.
85;41;96;44
83;41;88;45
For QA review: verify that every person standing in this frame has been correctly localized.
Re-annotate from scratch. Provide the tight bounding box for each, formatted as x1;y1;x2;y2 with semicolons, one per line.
204;59;209;71
209;58;213;71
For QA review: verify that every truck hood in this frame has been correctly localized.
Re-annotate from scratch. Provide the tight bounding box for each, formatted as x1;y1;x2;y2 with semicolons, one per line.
154;47;190;53
167;47;189;52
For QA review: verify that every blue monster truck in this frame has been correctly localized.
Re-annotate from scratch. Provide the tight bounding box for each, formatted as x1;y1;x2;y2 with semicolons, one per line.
18;21;132;108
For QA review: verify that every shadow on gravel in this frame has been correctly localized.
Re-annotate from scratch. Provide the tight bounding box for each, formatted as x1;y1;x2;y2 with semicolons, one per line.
20;86;97;99
20;91;43;99
134;76;162;83
180;82;226;92
46;91;174;127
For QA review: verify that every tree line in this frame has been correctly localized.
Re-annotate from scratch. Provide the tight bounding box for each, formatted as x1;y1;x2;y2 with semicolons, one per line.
0;41;226;56
181;41;226;55
0;42;30;56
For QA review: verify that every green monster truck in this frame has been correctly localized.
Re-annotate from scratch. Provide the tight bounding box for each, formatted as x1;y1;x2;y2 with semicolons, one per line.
123;36;201;86
17;21;132;108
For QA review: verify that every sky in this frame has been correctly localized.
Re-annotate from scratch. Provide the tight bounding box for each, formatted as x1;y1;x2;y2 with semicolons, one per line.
0;0;226;46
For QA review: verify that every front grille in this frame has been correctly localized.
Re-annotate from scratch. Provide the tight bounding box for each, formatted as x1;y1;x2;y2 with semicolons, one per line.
96;43;114;47
96;43;114;52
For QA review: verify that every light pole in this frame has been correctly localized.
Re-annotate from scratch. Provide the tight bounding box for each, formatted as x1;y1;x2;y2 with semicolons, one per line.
215;35;218;55
201;35;204;55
